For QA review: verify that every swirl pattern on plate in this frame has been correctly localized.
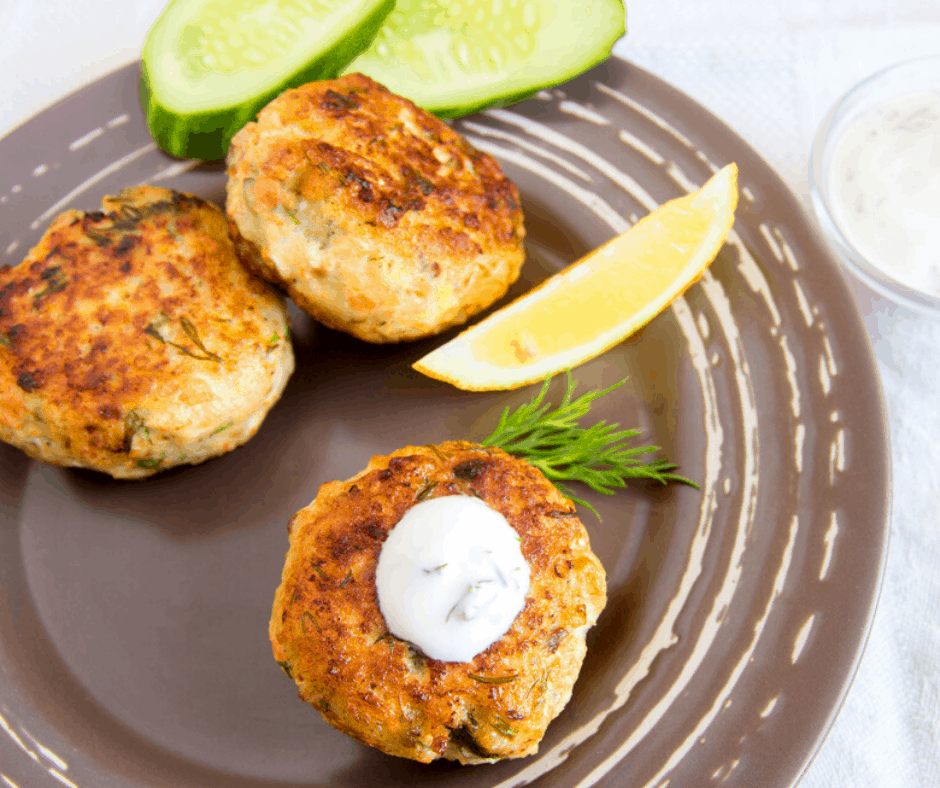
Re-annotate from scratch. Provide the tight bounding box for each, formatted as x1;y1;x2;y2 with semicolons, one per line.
0;58;888;788
450;82;839;788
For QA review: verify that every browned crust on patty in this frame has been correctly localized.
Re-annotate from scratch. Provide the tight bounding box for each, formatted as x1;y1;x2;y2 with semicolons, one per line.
226;73;526;343
269;441;606;763
0;186;293;478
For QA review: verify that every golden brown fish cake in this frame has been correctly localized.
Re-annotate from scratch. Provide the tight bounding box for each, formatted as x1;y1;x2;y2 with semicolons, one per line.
0;186;293;479
270;441;606;763
226;73;526;343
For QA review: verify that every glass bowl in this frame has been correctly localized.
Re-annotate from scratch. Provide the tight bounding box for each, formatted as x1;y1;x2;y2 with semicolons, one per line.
809;55;940;313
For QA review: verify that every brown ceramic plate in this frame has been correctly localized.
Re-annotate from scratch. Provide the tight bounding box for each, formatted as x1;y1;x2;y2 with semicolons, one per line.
0;57;889;788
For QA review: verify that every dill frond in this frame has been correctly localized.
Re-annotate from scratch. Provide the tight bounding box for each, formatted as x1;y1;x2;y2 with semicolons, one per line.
483;371;698;517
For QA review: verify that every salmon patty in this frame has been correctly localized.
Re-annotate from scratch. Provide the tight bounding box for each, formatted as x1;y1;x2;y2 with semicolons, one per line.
270;441;606;763
226;74;526;343
0;186;294;479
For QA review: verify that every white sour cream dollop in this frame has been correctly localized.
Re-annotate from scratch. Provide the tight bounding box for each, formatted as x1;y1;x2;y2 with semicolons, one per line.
375;495;530;663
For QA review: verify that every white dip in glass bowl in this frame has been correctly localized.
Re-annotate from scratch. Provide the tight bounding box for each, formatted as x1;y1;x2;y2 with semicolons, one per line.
810;55;940;313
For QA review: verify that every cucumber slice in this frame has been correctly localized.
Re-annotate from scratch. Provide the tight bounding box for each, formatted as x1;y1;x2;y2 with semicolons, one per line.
141;0;395;160
343;0;626;118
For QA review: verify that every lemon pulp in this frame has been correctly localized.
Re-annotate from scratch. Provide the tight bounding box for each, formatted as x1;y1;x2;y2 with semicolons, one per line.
413;164;739;391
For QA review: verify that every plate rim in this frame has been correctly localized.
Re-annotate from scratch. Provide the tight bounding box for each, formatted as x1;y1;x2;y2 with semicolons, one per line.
0;55;893;788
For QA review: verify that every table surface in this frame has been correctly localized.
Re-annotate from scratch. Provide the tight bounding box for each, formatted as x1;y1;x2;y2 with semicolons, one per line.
1;2;939;787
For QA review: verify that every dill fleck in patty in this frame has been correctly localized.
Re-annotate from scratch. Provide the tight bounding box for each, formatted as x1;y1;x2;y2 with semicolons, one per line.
270;441;607;763
226;73;526;343
0;186;294;479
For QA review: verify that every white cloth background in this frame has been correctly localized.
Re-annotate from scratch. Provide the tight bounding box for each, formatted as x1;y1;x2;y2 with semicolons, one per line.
1;1;939;786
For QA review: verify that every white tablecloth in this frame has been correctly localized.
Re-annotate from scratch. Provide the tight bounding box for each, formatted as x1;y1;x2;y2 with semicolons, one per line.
2;2;939;786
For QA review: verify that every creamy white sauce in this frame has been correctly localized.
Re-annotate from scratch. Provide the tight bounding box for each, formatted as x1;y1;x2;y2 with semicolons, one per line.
829;90;940;293
375;496;530;663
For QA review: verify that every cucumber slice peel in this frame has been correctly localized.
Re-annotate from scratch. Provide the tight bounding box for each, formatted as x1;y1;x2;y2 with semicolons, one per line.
344;0;626;118
141;0;395;160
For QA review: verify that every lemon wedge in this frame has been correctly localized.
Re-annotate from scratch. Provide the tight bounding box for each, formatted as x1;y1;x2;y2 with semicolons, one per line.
413;163;739;391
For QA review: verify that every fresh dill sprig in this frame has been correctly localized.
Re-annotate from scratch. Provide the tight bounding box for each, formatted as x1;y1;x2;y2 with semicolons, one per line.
482;371;698;517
